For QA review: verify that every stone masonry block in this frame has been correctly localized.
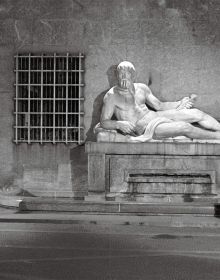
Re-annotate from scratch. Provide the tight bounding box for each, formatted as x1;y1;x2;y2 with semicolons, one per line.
88;154;105;192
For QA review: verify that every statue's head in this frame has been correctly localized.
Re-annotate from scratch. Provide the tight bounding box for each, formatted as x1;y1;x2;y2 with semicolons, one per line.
117;61;136;89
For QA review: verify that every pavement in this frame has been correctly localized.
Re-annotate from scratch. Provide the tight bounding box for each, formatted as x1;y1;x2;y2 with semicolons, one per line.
0;206;220;280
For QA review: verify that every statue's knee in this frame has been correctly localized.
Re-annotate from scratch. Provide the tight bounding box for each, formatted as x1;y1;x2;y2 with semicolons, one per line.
97;131;116;142
191;108;205;121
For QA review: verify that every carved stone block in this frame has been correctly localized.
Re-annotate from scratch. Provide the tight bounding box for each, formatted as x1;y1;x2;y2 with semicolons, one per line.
86;141;220;203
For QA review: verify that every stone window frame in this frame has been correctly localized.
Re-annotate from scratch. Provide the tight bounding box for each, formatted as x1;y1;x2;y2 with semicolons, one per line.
14;53;84;144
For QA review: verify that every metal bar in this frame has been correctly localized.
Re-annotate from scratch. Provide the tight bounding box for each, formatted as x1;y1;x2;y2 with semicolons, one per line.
78;54;82;144
14;55;84;58
14;83;84;86
14;70;84;72
65;53;69;143
40;55;43;143
14;53;84;144
14;98;84;100
53;53;56;143
15;55;19;143
15;112;84;115
28;54;31;143
14;140;79;143
14;126;84;129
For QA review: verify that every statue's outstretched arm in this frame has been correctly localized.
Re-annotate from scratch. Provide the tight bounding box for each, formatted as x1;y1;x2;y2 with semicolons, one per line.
145;91;181;111
145;87;196;111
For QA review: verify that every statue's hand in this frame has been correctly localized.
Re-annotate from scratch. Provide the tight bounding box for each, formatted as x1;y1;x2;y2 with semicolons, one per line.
117;121;135;134
177;95;197;110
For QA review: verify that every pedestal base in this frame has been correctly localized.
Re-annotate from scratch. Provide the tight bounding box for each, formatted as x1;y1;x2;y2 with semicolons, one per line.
86;141;220;203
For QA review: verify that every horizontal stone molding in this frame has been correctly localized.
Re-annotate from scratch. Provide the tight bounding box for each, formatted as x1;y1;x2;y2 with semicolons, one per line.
86;141;220;156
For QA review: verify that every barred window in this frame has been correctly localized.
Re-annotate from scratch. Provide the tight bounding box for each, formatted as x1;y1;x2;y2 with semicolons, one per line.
14;53;84;144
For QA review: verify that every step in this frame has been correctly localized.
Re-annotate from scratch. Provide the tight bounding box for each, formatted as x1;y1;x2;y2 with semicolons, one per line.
19;197;218;216
105;193;219;203
0;212;220;228
0;210;220;229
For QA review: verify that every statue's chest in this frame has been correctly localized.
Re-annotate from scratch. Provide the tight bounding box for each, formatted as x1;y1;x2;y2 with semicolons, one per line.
115;95;136;111
134;90;146;105
114;88;145;111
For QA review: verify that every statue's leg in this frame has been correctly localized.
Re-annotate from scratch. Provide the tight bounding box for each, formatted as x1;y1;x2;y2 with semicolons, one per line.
197;113;220;131
157;108;220;131
154;121;220;140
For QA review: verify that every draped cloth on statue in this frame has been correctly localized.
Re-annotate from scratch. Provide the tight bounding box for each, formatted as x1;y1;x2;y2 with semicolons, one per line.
128;117;172;142
94;117;189;142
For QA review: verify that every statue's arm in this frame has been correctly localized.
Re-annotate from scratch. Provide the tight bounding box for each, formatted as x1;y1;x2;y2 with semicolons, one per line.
100;93;118;130
143;85;194;111
146;92;181;111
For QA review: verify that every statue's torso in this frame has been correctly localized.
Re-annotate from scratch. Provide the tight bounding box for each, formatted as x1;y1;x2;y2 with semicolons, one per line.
112;83;149;123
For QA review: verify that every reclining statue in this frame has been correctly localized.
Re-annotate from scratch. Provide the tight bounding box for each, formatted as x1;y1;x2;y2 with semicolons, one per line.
94;61;220;142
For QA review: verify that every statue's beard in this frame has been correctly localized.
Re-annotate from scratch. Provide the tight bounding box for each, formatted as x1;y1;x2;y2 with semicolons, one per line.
119;79;130;89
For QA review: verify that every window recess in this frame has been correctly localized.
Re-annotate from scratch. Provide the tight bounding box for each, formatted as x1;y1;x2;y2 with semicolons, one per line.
14;53;84;144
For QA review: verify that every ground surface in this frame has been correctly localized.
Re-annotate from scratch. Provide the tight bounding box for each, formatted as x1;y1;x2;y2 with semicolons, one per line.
0;209;219;280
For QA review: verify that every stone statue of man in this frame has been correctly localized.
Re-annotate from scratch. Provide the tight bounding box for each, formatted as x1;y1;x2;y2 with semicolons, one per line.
98;61;220;142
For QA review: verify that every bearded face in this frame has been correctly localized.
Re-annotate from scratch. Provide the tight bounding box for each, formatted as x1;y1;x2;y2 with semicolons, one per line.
117;68;133;89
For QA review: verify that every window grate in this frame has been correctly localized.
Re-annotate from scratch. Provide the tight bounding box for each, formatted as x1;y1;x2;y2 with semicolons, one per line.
14;53;84;144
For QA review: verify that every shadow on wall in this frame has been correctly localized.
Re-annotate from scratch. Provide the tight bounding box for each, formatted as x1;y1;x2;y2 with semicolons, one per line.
69;65;119;197
70;65;161;197
70;144;88;197
148;68;162;100
86;64;118;141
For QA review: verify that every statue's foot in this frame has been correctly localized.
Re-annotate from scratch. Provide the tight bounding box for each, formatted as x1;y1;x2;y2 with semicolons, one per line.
127;136;138;142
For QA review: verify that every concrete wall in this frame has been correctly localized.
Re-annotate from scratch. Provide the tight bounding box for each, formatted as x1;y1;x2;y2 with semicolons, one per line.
0;0;220;197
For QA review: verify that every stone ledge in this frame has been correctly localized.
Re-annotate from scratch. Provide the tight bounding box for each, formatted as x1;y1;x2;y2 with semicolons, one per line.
85;141;220;155
19;197;217;216
105;193;219;203
1;212;220;228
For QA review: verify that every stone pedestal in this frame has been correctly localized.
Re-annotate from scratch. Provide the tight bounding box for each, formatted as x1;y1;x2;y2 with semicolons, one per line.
85;141;220;203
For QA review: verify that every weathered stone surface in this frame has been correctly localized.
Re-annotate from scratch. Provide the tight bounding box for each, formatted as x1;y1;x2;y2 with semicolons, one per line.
86;142;220;203
119;202;214;215
23;164;58;192
111;21;142;45
109;155;217;194
1;0;220;199
71;145;88;197
33;19;69;46
113;193;218;204
124;169;215;194
85;141;220;155
19;197;215;216
88;154;106;192
12;144;76;197
20;198;119;212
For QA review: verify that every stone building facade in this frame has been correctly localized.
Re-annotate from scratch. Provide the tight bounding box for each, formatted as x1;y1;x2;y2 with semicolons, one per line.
0;0;220;198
